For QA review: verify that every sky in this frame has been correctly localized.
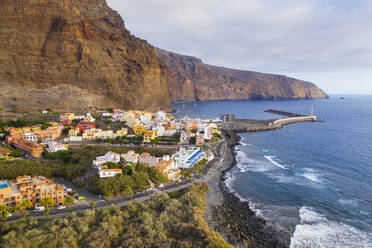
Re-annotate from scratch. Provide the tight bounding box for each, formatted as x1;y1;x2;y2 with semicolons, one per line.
107;0;372;95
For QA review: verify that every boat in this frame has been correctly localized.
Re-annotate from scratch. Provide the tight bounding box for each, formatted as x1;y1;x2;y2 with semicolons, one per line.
340;97;345;100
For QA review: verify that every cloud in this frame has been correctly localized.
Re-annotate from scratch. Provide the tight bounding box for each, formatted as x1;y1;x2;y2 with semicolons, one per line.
107;0;372;93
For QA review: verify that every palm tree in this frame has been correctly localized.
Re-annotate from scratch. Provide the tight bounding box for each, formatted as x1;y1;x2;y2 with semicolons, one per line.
0;205;10;221
90;201;96;209
0;107;4;122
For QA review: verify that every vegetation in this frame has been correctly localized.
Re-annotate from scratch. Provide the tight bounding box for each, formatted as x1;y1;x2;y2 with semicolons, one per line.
181;159;209;178
0;184;232;248
91;163;167;198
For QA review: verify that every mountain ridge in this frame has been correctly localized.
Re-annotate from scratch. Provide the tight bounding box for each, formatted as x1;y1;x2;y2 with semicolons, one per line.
156;48;328;102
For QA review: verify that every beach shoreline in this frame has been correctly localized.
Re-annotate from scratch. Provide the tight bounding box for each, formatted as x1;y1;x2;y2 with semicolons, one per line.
203;130;290;248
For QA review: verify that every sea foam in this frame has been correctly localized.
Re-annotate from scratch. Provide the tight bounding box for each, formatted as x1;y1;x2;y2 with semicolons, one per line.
264;155;287;169
290;207;372;248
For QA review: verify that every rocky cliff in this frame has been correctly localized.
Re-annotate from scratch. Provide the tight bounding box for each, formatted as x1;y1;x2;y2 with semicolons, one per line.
156;49;328;102
0;0;171;112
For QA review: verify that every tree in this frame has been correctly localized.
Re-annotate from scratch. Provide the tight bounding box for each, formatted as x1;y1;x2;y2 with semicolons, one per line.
19;200;31;218
91;201;96;209
0;205;10;221
41;197;54;209
64;196;74;209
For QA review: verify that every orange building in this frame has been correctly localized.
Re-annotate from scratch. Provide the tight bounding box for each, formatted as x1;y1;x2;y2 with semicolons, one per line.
0;176;65;208
35;126;63;140
12;140;43;158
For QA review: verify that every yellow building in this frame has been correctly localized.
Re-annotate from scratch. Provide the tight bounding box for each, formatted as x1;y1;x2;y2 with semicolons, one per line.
8;128;23;136
143;130;158;143
69;128;80;137
48;122;59;127
60;113;75;122
116;128;128;137
133;125;147;136
0;176;65;208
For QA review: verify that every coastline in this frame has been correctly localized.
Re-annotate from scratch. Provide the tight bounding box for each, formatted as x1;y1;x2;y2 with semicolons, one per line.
203;130;290;248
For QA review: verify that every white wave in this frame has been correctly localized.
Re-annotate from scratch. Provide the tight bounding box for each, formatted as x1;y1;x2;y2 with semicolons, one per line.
302;168;322;183
264;155;287;170
338;199;360;208
235;150;272;173
290;207;372;248
262;149;270;152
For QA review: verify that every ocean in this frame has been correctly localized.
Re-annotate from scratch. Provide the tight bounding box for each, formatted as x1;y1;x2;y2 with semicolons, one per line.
173;96;372;248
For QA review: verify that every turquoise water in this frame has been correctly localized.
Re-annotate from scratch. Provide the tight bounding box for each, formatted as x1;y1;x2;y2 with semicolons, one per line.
173;96;372;248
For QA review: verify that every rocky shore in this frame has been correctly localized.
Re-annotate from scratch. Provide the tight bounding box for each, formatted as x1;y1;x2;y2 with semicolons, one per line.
203;130;290;248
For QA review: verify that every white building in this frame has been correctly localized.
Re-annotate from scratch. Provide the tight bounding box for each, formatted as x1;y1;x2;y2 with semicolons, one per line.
152;125;165;137
46;141;68;153
156;111;166;121
172;147;205;169
204;125;214;140
98;166;122;178
180;131;190;144
84;113;96;122
121;150;139;164
23;132;39;142
93;151;121;167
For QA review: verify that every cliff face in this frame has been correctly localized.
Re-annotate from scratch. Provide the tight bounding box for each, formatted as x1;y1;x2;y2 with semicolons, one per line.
156;49;328;102
0;0;171;112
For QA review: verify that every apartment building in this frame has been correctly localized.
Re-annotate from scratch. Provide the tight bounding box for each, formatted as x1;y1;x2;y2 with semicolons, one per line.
0;176;64;208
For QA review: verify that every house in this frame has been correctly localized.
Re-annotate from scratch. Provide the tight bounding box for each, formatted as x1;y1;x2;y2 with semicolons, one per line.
23;132;39;143
138;152;160;167
171;147;205;169
116;128;128;137
12;140;43;158
97;166;122;178
46;142;68;153
23;126;41;133
195;132;205;146
204;125;214;140
143;130;158;143
84;113;95;122
133;124;146;136
35;126;63;140
121;150;139;164
156;111;166;120
0;176;64;208
61;119;72;126
180;131;190;144
76;121;95;134
60;113;75;122
152;125;165;136
0;147;12;160
69;128;80;137
93;151;121;167
8;128;23;136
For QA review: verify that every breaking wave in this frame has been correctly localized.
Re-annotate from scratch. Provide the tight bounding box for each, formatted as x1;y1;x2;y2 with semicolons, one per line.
290;207;372;248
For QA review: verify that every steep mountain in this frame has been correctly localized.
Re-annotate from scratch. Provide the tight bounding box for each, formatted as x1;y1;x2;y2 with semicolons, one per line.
156;48;328;102
0;0;171;112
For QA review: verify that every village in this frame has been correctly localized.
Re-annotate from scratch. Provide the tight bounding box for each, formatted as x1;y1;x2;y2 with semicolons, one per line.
0;109;224;218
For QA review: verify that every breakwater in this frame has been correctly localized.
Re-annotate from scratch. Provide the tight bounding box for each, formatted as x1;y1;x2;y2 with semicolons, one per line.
220;115;319;133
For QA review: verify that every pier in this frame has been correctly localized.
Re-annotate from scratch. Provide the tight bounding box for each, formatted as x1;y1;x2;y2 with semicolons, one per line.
264;109;307;117
219;110;320;133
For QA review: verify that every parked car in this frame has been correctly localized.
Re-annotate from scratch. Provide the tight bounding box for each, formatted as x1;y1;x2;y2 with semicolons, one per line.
77;196;85;201
57;205;66;210
34;206;45;212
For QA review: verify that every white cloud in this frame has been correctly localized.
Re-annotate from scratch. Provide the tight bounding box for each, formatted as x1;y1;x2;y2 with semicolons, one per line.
107;0;372;94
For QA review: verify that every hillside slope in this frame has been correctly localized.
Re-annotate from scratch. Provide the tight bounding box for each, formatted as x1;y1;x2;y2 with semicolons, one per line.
156;48;328;102
0;0;171;112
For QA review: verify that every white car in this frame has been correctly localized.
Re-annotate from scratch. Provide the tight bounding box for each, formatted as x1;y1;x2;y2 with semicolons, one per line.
34;206;45;212
57;205;66;210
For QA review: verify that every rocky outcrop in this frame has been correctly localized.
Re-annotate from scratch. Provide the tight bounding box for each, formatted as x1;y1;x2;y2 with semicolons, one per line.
156;49;328;102
0;0;171;112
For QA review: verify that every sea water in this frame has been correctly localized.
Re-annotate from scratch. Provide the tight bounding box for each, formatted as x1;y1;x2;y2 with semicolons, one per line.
173;96;372;248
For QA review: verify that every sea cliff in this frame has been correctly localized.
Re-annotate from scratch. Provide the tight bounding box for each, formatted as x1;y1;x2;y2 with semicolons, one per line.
156;48;328;102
